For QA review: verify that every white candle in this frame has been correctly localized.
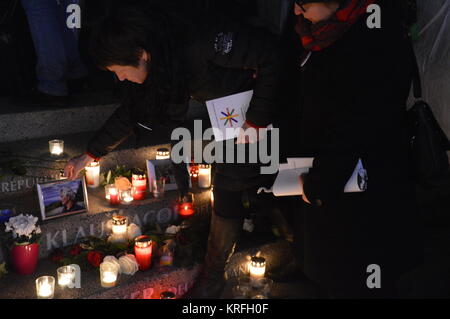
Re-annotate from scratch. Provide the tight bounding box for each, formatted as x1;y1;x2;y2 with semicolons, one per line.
57;265;76;287
156;148;170;160
85;162;100;188
198;165;211;188
36;276;55;299
112;216;128;235
49;140;64;156
120;189;134;204
249;256;266;285
100;263;119;288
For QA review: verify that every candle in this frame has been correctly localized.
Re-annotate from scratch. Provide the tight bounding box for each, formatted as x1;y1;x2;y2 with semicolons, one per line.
112;215;127;235
100;263;118;288
178;192;195;219
85;161;100;188
120;188;134;204
134;235;153;271
49;139;64;156
57;266;75;288
105;185;120;205
156;148;170;160
189;163;199;186
36;276;55;299
132;172;147;201
249;256;266;285
198;164;211;188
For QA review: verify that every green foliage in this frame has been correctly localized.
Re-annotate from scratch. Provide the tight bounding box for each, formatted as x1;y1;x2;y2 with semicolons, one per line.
101;165;136;186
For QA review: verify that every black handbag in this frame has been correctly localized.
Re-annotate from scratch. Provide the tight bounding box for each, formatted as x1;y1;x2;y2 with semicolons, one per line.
407;47;450;187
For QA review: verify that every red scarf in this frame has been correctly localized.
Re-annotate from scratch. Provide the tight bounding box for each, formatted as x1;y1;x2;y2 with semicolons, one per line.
295;0;376;51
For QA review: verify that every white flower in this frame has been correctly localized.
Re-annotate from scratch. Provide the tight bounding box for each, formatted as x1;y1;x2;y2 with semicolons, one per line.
118;254;139;275
127;223;142;241
4;213;40;240
165;225;181;235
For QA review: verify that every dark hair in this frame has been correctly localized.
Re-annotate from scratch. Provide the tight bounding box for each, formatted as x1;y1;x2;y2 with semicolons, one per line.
90;8;148;69
90;6;189;118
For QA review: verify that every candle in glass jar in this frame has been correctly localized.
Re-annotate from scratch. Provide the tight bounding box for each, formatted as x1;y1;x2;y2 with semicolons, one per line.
178;192;195;218
134;235;153;271
49;139;64;156
100;263;118;288
57;265;75;287
105;185;120;205
198;164;211;188
112;215;127;235
132;173;147;201
156;148;170;160
120;188;134;204
249;256;266;284
36;276;55;299
85;162;100;188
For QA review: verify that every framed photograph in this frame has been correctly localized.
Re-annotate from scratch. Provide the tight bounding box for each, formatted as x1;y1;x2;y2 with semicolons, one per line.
146;159;179;192
36;178;88;221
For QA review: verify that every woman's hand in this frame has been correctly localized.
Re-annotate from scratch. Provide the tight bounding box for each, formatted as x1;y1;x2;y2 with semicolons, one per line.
64;153;95;180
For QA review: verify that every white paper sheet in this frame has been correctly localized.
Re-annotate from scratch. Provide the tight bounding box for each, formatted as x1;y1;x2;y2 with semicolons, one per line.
258;158;368;196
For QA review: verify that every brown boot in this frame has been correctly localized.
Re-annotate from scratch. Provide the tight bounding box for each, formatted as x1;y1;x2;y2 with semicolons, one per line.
185;213;242;299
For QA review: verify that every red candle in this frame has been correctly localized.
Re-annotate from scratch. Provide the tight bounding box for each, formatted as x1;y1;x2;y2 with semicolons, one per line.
108;187;120;205
132;173;147;201
134;235;152;270
179;203;195;218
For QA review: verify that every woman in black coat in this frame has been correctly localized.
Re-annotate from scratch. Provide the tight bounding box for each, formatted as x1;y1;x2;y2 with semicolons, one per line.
290;0;423;298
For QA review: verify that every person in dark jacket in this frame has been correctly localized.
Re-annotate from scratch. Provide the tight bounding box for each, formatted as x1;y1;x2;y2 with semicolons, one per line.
287;0;423;298
63;5;284;298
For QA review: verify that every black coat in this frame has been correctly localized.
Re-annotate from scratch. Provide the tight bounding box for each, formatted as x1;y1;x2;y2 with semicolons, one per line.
289;1;423;297
86;13;284;159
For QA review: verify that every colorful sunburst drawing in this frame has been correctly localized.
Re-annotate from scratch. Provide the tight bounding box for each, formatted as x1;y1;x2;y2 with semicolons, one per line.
220;108;239;127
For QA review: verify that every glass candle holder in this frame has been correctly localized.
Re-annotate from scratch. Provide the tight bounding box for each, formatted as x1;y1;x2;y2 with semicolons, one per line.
160;291;176;299
178;192;195;219
151;177;166;198
85;161;100;188
198;164;211;188
249;256;266;284
120;188;134;204
156;148;170;160
134;235;153;271
36;276;55;299
49;139;64;156
57;265;76;288
112;215;128;236
100;262;118;288
132;172;147;201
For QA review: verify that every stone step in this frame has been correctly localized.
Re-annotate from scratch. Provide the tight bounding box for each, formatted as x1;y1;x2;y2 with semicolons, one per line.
0;94;207;143
0;238;292;299
1;184;213;260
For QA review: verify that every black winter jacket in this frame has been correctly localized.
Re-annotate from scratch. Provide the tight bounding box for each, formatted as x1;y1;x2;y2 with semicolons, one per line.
86;13;283;159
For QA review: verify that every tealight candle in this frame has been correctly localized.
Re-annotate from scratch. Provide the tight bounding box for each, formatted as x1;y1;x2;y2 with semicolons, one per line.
49;139;64;156
85;161;100;188
57;265;75;288
112;215;127;236
249;256;266;285
198;164;211;188
36;276;55;299
120;188;134;204
100;263;118;288
134;235;153;271
156;148;170;160
132;172;147;201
